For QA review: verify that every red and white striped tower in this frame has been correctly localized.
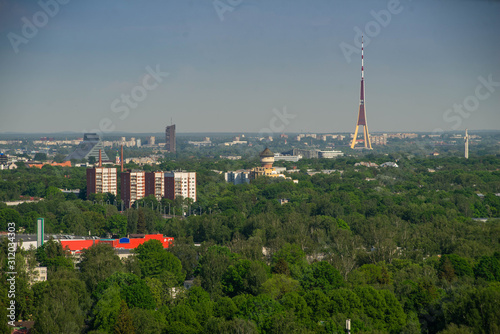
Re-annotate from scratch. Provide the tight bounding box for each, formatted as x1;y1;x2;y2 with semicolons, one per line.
351;35;373;149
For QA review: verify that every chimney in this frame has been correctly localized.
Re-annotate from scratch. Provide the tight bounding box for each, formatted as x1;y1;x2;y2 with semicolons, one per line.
121;145;124;172
98;149;102;167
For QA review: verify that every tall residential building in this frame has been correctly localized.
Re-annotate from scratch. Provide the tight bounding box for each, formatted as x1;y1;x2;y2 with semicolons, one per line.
165;125;176;153
86;167;117;198
145;171;165;201
164;171;196;202
121;171;146;208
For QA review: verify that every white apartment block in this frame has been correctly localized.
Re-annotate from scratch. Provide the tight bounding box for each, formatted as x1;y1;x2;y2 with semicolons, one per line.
165;171;196;202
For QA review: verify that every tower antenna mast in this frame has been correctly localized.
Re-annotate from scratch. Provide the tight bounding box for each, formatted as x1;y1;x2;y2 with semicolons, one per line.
351;35;373;149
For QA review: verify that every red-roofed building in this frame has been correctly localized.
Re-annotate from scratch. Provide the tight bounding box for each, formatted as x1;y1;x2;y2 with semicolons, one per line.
60;239;100;252
100;234;173;249
59;234;173;254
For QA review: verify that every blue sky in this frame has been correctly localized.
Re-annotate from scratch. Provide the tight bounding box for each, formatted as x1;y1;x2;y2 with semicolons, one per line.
0;0;499;134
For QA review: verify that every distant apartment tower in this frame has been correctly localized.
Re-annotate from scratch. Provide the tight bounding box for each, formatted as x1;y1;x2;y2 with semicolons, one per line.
149;136;156;146
145;172;165;201
121;171;146;208
121;171;166;207
164;171;196;202
165;125;176;152
86;167;117;198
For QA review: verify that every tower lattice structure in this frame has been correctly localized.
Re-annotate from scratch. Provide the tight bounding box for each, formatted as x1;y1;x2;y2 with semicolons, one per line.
350;35;372;150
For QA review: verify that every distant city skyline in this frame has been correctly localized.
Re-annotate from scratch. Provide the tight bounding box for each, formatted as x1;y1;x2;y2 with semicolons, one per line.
0;0;499;134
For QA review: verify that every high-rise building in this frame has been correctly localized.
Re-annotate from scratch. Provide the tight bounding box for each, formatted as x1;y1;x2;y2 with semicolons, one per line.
86;167;117;198
165;125;176;153
145;171;165;201
121;171;146;208
149;136;155;146
164;171;196;202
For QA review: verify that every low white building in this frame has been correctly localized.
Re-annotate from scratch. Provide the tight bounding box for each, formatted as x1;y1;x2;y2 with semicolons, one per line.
274;153;302;162
380;162;399;168
318;150;344;158
225;170;251;185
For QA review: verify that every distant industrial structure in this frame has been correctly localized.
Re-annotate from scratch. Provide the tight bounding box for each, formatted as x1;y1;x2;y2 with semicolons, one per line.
165;124;176;153
351;36;372;150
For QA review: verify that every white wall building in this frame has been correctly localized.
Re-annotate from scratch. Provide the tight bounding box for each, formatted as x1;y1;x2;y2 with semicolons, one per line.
165;171;197;202
225;170;251;185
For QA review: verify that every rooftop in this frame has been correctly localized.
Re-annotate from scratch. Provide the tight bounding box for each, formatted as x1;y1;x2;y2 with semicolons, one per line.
260;147;274;157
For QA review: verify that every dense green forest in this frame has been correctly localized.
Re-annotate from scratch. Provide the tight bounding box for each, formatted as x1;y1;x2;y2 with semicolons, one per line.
1;155;500;333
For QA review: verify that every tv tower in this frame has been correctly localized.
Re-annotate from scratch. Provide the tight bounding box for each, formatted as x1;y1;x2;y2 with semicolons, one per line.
464;129;469;159
350;35;372;150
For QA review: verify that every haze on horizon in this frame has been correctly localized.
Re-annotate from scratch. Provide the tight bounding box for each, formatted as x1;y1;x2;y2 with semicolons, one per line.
0;0;499;135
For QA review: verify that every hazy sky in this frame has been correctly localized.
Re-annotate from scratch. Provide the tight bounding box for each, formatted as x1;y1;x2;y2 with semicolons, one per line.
0;0;499;135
